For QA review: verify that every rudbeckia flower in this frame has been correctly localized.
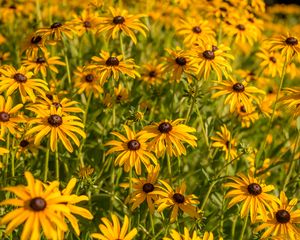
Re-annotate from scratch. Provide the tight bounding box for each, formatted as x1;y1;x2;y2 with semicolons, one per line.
141;61;165;85
0;95;23;137
224;172;280;223
0;65;49;103
138;119;197;157
36;21;74;41
256;49;283;78
26;106;86;152
164;228;214;240
105;125;157;175
279;88;300;117
91;214;137;240
155;181;199;223
97;7;148;44
255;191;300;240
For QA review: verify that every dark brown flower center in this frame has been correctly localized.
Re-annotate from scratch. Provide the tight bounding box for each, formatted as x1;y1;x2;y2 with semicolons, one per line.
192;26;202;34
219;7;227;12
158;122;172;133
106;57;119;66
173;193;185;203
175;57;187;66
48;114;62;127
31;35;42;44
248;18;254;23
83;21;92;28
113;16;125;24
247;183;262;196
285;37;298;46
20;140;30;148
127;140;140;150
236;24;245;31
85;74;94;82
240;106;246;113
232;83;245;92
149;70;157;78
36;57;46;64
0;112;9;122
46;94;54;100
51;22;62;29
269;57;277;63
276;210;290;223
29;197;47;211
143;183;154;193
14;73;27;83
202;50;215;60
52;102;62;109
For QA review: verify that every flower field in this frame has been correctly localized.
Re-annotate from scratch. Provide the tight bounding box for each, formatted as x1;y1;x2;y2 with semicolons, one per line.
0;0;300;239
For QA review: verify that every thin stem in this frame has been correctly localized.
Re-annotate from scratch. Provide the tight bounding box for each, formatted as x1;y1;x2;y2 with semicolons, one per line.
149;212;155;235
185;83;198;124
120;33;125;60
129;167;133;194
35;0;43;27
11;137;16;177
55;142;59;180
4;134;10;184
64;53;72;87
44;144;50;182
283;130;300;191
167;154;172;181
239;214;248;240
200;181;216;211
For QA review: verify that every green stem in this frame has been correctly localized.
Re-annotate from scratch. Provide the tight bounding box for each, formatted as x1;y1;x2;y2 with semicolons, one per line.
44;145;50;182
35;0;43;27
4;134;10;184
64;53;72;87
283;130;300;191
167;154;172;181
11;137;16;177
200;181;216;211
129;167;133;194
239;214;248;240
185;83;198;124
120;33;125;60
55;143;59;180
149;211;155;235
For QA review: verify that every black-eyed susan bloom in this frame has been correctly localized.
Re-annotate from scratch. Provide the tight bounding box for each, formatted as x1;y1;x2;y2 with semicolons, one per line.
190;43;233;81
235;103;259;128
141;61;165;85
0;95;23;137
164;228;214;240
36;21;74;41
269;33;300;62
120;165;160;214
0;66;49;103
91;214;137;240
0;146;9;155
224;172;280;223
280;88;300;118
26;106;86;152
15;137;39;159
90;50;140;84
138;119;197;157
256;49;283;78
163;47;198;82
255;191;300;240
105;125;157;175
0;171;73;240
211;77;265;113
97;7;148;44
211;124;238;160
155;181;199;223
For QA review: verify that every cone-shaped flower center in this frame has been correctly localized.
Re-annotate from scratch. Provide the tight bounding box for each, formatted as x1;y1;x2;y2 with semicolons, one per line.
269;56;277;63
158;122;172;133
175;57;187;66
247;183;262;196
31;35;42;44
51;22;62;29
149;70;157;78
127;140;140;150
0;112;9;122
203;50;215;60
20;140;30;148
143;183;155;193
84;21;92;28
192;26;202;33
36;57;46;64
236;24;246;31
276;209;290;223
52;102;62;109
173;193;185;203
85;74;94;82
106;57;119;66
14;73;27;83
113;16;125;24
285;37;298;46
29;197;47;211
232;83;245;92
48;114;63;127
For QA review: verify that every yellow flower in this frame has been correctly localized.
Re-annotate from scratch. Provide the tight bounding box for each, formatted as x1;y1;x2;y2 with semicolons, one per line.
15;137;39;159
91;214;137;240
211;77;265;113
0;95;23;137
190;43;233;81
26;106;86;152
0;172;73;240
279;88;300;117
0;147;9;155
256;49;283;78
141;61;165;85
176;17;216;46
74;66;103;98
105;125;157;175
36;21;74;41
269;33;300;62
90;50;140;84
0;65;49;103
255;191;300;240
120;165;160;214
164;227;214;240
235;103;259;128
164;47;198;82
97;7;148;44
22;33;48;56
224;172;280;223
211;124;238;160
114;84;128;103
155;181;199;223
22;51;65;77
138;119;197;157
